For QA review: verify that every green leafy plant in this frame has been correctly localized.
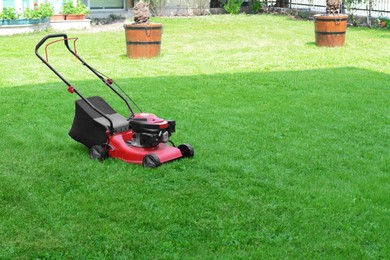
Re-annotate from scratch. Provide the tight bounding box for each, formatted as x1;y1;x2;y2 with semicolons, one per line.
223;0;243;14
343;0;376;26
0;7;21;20
23;3;53;19
23;8;39;19
74;0;89;15
297;10;311;19
62;0;75;15
375;17;389;29
37;3;54;18
249;0;263;14
62;0;89;15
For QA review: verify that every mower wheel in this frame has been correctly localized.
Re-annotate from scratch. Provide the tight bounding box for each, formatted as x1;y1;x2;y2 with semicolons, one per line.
89;145;108;161
178;144;194;158
142;154;161;168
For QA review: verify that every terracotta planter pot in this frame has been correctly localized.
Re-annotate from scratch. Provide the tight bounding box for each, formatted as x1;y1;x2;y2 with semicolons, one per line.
314;14;348;47
50;14;65;21
66;14;86;20
123;23;163;59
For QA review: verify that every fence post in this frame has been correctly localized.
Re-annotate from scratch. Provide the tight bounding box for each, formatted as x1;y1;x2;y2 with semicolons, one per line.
368;0;372;27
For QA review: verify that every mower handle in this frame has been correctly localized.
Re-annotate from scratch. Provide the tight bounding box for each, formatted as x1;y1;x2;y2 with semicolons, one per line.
35;34;74;87
35;33;70;54
36;34;135;117
35;34;116;134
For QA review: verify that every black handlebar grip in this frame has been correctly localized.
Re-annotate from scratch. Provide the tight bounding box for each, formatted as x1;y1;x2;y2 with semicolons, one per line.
35;33;68;53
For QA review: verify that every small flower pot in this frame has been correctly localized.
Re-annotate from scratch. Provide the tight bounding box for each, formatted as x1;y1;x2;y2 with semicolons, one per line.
123;23;163;59
65;14;86;20
51;14;66;21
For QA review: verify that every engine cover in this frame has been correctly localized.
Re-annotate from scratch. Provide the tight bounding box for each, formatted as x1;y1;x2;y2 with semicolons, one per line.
129;113;175;148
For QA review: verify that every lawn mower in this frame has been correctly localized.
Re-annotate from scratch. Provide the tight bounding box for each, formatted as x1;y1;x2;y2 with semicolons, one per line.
35;34;194;167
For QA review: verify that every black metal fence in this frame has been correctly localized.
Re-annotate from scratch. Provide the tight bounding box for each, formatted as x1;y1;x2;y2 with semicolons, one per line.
289;0;390;18
211;0;390;18
264;0;390;18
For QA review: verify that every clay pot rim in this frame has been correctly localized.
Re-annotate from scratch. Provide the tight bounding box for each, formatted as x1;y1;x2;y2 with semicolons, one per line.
314;14;348;19
123;22;162;27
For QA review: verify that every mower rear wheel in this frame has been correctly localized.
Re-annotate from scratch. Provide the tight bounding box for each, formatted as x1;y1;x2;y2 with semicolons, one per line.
89;145;108;161
142;154;161;168
178;144;194;158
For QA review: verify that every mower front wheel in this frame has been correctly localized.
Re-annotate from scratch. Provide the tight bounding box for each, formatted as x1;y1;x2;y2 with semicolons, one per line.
178;144;194;158
142;154;161;168
89;145;108;161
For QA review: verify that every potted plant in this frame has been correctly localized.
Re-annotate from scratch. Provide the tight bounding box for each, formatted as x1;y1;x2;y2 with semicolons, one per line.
314;0;348;47
62;0;89;20
23;3;53;23
1;7;21;25
37;3;54;22
123;1;163;59
1;4;52;25
51;2;66;22
50;13;66;21
62;0;74;17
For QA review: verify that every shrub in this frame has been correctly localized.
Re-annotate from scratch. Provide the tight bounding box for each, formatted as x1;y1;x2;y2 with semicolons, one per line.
378;18;390;29
223;0;243;14
297;10;311;19
249;0;264;14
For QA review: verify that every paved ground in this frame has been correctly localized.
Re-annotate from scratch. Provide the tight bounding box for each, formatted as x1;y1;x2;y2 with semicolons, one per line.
88;21;126;33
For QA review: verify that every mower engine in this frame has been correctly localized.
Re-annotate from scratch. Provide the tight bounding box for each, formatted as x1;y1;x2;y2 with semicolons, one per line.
129;113;176;148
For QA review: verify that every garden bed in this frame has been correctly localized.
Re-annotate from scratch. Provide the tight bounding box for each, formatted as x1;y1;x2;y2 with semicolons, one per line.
0;19;91;36
0;20;49;36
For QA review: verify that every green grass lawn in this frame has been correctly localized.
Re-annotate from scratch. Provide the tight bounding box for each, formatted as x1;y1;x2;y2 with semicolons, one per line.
0;14;389;258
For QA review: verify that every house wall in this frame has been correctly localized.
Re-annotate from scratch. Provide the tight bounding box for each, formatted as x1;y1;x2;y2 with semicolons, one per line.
1;0;210;17
0;0;74;13
0;0;36;12
47;0;66;14
153;0;210;16
89;0;210;18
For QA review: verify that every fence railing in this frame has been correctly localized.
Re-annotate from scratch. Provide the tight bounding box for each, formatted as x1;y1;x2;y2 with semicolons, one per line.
211;0;390;18
288;0;390;18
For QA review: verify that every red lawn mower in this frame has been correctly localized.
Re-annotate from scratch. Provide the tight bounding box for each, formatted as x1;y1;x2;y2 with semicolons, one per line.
35;34;194;167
